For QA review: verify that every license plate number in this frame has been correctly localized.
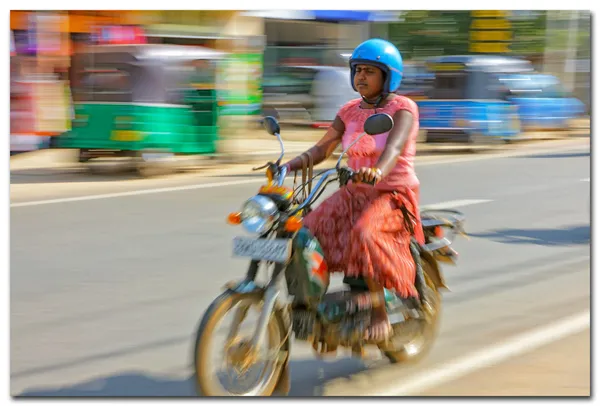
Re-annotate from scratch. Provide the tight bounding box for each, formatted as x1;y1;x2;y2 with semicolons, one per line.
232;237;291;263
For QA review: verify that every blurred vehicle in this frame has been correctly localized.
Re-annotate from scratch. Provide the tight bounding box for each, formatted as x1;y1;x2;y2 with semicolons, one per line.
262;60;434;125
262;64;358;125
417;55;585;144
57;44;225;176
396;61;434;101
417;55;533;143
309;66;359;122
262;65;318;122
502;73;586;131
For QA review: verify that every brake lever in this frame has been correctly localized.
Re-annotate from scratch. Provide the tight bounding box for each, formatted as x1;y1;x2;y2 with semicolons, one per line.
252;162;271;171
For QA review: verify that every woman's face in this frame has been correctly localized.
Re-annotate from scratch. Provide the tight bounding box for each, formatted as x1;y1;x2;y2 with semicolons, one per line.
353;64;384;99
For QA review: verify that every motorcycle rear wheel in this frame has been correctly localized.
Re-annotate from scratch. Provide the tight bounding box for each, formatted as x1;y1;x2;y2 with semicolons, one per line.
383;260;442;364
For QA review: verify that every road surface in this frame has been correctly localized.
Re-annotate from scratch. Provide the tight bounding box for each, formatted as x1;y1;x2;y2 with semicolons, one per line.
10;138;591;396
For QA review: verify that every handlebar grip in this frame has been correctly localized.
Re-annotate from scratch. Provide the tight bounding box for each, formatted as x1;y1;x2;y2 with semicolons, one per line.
351;172;376;186
339;167;377;186
362;178;377;186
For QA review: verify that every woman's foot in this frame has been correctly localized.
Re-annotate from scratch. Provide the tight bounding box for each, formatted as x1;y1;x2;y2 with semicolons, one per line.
364;306;392;342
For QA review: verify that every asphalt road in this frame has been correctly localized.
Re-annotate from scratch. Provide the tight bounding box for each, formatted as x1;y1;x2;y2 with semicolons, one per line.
10;139;591;397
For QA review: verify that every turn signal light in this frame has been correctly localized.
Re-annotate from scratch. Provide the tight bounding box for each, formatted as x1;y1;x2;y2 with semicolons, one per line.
285;216;303;232
227;212;242;225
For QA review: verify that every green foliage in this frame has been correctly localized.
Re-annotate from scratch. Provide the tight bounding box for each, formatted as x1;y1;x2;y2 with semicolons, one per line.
384;11;581;58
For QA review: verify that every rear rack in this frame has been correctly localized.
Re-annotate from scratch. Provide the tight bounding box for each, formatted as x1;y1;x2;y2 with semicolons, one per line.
420;208;467;255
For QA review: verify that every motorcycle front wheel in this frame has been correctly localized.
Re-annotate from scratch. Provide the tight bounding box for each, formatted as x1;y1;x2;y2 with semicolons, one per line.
193;290;289;396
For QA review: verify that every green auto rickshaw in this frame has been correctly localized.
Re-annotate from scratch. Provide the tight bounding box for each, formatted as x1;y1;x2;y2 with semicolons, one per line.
58;44;226;176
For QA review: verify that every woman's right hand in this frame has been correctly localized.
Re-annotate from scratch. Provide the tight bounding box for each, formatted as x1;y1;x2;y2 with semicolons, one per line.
354;167;382;185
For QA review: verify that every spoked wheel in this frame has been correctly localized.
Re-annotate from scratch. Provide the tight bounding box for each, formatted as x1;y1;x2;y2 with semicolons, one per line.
382;259;442;364
193;291;289;396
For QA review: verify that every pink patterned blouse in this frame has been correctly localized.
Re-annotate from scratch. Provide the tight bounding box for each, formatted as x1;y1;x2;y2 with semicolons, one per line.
337;95;420;191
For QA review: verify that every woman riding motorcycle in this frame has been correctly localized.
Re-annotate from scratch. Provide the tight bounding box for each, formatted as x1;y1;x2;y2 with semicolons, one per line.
280;39;424;342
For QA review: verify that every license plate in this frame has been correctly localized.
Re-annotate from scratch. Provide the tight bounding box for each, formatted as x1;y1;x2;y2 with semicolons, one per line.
232;237;291;263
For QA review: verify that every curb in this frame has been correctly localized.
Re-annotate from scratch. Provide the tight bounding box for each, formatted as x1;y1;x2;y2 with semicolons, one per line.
10;132;589;173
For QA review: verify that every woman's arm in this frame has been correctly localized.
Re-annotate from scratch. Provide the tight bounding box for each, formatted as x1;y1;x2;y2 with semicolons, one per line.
282;115;345;172
376;109;414;175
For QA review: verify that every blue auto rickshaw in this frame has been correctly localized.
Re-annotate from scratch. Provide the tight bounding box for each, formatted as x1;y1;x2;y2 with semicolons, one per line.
501;73;586;131
417;55;534;143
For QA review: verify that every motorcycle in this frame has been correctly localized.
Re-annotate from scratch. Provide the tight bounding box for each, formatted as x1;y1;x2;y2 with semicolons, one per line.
193;113;467;396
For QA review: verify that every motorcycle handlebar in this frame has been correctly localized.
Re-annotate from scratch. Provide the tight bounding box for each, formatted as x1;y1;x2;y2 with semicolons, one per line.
288;166;376;216
341;167;376;186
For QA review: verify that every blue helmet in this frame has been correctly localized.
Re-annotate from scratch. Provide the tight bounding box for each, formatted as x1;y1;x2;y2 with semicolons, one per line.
349;39;404;95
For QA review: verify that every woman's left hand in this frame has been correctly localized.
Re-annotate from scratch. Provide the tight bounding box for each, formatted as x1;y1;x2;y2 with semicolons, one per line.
356;167;382;184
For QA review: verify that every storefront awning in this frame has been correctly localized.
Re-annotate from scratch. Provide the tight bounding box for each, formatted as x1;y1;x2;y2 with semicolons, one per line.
241;10;401;22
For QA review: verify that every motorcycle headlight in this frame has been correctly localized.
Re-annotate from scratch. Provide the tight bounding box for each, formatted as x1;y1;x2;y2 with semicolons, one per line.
240;195;279;234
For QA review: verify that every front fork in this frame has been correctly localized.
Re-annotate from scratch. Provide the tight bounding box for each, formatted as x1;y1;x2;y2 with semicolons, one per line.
225;260;288;356
250;282;282;349
223;261;291;395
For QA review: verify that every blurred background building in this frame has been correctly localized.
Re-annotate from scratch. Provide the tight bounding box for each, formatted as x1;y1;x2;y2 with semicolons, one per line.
10;10;590;153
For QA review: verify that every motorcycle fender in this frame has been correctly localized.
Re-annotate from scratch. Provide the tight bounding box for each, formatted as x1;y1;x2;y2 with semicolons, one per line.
420;250;450;291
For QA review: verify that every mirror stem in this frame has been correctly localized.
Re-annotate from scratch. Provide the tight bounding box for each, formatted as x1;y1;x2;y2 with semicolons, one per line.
336;132;366;169
275;133;285;165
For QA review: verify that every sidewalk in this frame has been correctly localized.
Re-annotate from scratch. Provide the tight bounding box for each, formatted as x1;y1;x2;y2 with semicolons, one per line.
10;121;590;172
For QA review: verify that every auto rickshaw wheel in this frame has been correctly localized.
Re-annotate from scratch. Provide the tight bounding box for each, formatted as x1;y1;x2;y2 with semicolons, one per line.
78;149;91;163
135;150;177;178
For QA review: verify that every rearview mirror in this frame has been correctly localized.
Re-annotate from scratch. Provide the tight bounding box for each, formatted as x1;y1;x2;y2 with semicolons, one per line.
262;116;281;136
364;113;394;136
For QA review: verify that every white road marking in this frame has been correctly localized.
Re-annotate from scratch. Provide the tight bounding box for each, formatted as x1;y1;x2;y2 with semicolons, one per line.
581;178;590;182
10;143;589;208
370;310;590;396
10;179;265;208
421;199;492;210
417;142;589;167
